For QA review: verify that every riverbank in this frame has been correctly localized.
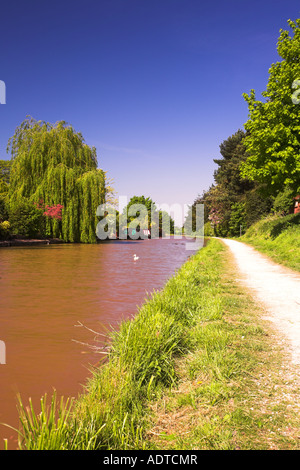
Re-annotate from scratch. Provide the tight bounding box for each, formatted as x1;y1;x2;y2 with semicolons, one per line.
0;238;64;247
13;238;300;450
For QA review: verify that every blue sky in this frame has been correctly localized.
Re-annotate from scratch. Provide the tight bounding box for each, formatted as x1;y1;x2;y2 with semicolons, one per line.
1;0;300;224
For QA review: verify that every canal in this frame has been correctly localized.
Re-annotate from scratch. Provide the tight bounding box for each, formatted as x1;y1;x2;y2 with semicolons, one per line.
0;236;200;448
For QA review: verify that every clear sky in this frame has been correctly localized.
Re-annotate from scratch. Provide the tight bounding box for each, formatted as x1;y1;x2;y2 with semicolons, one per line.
1;0;300;224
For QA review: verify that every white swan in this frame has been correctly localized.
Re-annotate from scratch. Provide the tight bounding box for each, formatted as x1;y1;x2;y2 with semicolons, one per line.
133;254;139;261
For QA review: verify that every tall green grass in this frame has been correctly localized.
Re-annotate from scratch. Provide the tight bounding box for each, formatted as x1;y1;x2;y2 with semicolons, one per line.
145;240;300;450
240;212;300;271
14;239;224;450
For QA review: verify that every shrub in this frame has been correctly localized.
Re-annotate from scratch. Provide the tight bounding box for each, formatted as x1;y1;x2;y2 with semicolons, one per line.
272;188;295;216
204;221;215;237
9;199;45;238
0;220;10;240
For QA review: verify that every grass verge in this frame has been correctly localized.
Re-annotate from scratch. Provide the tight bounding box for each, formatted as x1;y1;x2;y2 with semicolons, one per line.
145;239;300;450
13;238;300;450
240;213;300;272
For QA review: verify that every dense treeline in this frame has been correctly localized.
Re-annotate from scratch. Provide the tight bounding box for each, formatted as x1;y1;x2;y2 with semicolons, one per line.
0;117;109;243
185;18;300;237
185;130;273;237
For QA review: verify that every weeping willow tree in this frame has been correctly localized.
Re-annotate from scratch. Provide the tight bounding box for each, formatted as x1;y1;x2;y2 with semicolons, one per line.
7;116;108;243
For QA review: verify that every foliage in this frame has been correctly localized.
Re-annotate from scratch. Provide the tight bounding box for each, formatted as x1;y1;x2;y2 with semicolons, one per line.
121;195;156;231
0;195;8;223
244;186;273;227
272;187;295;215
0;159;11;187
36;201;64;220
0;220;10;240
159;210;175;235
213;129;253;196
6;117;107;243
228;202;246;236
241;19;300;197
9;197;45;238
204;221;215;237
186;130;270;237
0;161;11;220
120;195;175;237
190;18;300;237
241;212;300;271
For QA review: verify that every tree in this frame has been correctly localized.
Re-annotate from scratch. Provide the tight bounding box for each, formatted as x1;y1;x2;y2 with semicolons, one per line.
206;184;232;236
159;210;175;236
120;195;175;237
187;129;272;236
244;186;273;227
0;159;11;187
241;18;300;197
6;117;108;243
213;129;253;196
123;195;156;229
211;130;254;235
228;202;246;236
187;131;250;236
0;160;11;227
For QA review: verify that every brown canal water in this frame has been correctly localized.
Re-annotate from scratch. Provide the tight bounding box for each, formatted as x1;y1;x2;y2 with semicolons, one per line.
0;236;201;449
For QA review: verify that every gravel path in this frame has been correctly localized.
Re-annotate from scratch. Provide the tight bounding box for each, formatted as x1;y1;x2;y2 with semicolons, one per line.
220;238;300;365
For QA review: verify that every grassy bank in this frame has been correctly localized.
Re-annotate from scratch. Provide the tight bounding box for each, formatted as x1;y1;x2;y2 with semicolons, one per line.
13;239;300;450
240;213;300;272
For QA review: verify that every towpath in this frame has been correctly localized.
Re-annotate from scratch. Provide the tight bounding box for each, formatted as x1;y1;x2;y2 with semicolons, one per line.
220;238;300;365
